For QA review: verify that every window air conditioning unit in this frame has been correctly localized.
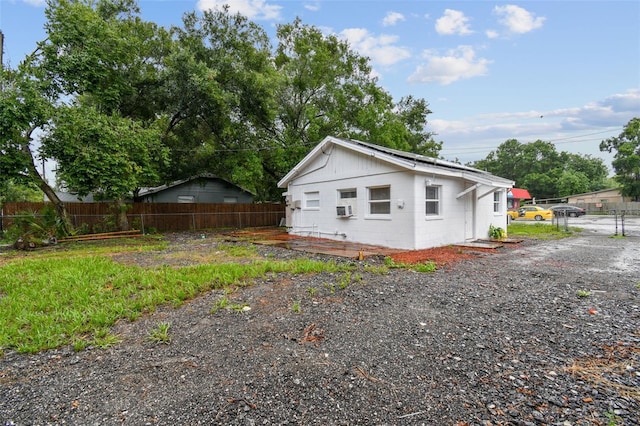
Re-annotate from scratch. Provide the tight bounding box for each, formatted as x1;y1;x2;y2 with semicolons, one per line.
336;205;353;217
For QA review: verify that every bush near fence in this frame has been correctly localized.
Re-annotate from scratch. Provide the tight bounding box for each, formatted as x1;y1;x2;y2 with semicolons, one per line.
0;202;286;234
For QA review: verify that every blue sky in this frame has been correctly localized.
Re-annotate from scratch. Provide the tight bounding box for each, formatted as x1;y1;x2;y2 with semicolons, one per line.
1;0;639;171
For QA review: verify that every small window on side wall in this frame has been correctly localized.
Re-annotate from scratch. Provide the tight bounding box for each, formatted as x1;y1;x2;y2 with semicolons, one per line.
339;189;357;200
304;191;320;209
368;186;390;215
493;191;501;213
425;186;440;216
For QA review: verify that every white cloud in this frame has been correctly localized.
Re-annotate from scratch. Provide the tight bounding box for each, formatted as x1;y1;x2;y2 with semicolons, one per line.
382;11;405;27
600;88;640;113
408;46;491;85
21;0;46;5
340;28;411;67
432;90;638;163
559;88;640;129
304;2;320;12
196;0;282;20
485;29;499;39
494;5;545;34
435;9;472;36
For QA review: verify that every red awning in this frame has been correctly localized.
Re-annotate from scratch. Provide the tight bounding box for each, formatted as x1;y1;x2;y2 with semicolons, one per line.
508;188;531;199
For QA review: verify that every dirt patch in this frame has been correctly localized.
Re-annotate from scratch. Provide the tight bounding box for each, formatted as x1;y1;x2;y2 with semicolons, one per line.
388;244;508;267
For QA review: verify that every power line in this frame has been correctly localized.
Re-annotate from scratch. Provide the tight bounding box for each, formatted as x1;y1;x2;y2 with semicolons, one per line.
440;127;622;156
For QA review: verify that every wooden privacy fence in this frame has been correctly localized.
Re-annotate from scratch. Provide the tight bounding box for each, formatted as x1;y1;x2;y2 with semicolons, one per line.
0;202;286;234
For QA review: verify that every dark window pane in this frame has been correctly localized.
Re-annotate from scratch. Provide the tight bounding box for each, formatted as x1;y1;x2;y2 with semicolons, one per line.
370;202;390;214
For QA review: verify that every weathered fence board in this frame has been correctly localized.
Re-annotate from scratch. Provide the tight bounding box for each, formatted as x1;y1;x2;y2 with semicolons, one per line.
0;202;286;233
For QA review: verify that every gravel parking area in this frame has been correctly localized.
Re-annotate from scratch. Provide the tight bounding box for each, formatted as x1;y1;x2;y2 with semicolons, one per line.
1;231;639;425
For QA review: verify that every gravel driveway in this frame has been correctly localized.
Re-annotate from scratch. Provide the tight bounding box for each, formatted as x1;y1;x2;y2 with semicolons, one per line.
1;231;639;425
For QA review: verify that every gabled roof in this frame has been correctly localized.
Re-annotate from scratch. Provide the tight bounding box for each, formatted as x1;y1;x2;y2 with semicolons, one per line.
508;188;531;199
278;136;514;188
137;173;255;197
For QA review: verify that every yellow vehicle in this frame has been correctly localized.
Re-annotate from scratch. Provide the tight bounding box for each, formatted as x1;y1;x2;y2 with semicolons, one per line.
510;205;553;221
507;210;520;220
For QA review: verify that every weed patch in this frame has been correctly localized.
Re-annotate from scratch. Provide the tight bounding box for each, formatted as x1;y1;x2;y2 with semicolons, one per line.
0;248;347;353
148;322;172;344
508;222;580;239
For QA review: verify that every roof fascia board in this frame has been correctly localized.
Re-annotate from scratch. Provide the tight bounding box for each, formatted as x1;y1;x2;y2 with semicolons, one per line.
277;136;337;188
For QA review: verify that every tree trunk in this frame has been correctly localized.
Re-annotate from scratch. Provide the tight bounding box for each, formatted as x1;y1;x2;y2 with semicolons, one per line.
24;148;73;236
115;199;130;231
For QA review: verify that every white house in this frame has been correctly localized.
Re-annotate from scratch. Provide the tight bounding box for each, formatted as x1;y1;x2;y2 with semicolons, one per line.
277;136;514;250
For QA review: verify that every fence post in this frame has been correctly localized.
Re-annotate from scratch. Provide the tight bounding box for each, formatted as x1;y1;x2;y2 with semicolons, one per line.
140;214;145;234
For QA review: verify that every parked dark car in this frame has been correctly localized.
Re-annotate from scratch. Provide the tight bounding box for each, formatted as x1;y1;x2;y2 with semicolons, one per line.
549;205;586;217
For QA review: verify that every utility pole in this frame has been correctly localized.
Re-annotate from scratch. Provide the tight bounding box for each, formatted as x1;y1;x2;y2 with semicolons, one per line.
0;30;4;91
0;30;3;72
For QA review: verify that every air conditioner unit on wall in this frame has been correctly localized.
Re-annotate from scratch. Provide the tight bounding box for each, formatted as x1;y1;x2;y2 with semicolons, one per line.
336;205;353;217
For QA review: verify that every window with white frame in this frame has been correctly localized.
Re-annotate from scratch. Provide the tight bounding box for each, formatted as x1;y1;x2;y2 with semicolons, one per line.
425;186;440;216
338;188;357;215
338;188;357;200
304;191;320;209
493;191;501;213
368;186;390;215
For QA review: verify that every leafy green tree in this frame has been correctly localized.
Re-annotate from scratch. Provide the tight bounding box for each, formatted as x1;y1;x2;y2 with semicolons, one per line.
0;63;72;232
0;179;43;204
261;18;439;200
473;139;608;200
158;8;276;197
556;170;591;197
35;0;171;229
42;105;167;229
41;0;170;119
472;139;523;182
600;117;640;201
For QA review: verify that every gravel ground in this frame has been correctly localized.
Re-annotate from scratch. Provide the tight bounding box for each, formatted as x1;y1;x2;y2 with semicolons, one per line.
1;231;639;425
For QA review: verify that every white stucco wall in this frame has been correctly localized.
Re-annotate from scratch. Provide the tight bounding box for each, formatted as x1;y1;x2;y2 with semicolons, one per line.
286;146;418;249
284;144;509;250
412;175;469;248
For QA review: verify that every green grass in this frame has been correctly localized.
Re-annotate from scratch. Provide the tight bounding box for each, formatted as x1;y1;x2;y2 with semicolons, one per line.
0;246;349;354
577;290;591;298
384;256;438;273
507;222;581;239
148;322;172;344
216;243;258;257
